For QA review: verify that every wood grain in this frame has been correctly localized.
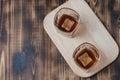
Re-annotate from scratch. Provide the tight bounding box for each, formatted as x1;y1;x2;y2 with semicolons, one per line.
0;0;120;80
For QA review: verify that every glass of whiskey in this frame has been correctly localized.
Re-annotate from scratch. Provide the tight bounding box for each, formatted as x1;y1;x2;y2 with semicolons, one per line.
73;42;100;70
54;8;80;37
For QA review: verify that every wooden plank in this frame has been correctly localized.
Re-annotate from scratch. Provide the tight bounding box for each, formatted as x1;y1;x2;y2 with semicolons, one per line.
0;0;119;80
0;0;9;80
0;0;1;36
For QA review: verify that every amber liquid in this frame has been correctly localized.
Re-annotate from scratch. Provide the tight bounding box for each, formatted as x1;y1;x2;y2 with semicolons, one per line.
75;48;99;69
57;14;78;32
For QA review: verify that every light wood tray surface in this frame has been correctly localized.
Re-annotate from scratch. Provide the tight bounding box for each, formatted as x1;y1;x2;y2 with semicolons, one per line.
43;0;119;77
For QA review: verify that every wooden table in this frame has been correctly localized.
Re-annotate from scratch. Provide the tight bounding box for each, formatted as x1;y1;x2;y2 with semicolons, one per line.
0;0;120;80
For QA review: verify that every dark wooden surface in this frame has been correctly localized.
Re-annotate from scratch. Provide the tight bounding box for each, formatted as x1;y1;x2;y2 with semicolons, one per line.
0;0;120;80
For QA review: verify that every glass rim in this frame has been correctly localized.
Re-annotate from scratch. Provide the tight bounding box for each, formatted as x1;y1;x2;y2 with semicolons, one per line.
54;7;80;33
73;42;100;70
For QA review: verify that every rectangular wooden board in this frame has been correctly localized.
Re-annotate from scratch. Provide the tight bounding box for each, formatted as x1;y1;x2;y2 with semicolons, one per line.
43;0;119;77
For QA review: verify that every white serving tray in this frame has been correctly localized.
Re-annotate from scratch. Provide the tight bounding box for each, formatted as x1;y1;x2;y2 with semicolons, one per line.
43;0;119;77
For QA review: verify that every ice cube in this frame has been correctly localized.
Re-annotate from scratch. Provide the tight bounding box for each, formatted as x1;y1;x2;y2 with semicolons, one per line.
78;52;92;67
61;18;75;31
